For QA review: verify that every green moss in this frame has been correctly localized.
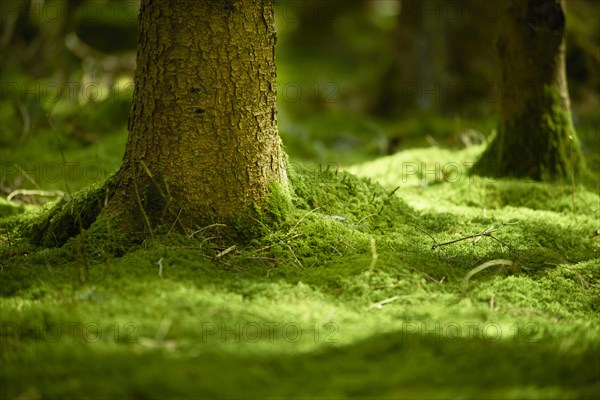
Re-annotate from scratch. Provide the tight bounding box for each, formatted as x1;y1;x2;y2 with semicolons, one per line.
0;198;29;218
1;146;599;399
261;180;294;226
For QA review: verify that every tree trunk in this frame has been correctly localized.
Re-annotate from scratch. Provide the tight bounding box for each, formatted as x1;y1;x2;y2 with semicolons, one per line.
474;0;584;180
375;0;424;118
107;0;287;238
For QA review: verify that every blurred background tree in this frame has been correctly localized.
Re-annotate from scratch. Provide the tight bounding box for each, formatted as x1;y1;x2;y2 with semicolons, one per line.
275;0;598;162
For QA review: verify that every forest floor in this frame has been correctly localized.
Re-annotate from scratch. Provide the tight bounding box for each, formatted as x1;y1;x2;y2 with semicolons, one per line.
1;121;599;398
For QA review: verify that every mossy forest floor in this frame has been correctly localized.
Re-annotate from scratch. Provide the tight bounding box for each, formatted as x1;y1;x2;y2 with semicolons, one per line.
1;126;599;398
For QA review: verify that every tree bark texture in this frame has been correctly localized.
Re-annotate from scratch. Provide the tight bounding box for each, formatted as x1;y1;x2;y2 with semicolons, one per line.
108;0;287;236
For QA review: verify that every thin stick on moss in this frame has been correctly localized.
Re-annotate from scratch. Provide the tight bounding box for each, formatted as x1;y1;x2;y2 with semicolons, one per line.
413;224;440;248
369;295;415;309
188;224;227;238
132;172;154;239
214;245;236;260
287;207;320;236
430;222;518;251
369;295;400;309
7;189;64;202
250;216;304;268
356;213;378;226
257;233;304;252
461;259;513;297
157;257;164;278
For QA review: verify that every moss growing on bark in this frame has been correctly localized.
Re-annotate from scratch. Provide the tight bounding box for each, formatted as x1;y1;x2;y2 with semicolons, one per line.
21;175;117;248
475;86;584;180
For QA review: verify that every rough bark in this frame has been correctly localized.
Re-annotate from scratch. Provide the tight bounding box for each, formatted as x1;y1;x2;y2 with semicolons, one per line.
107;0;287;238
474;0;584;180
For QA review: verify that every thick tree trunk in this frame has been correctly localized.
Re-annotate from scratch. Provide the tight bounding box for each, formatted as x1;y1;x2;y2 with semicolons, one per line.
474;0;584;180
107;0;287;238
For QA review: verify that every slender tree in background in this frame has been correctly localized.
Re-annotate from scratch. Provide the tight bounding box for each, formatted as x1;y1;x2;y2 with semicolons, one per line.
474;0;584;180
107;0;287;237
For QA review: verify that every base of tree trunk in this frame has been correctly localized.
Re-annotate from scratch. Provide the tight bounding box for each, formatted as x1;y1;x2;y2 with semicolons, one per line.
473;86;585;181
24;171;294;248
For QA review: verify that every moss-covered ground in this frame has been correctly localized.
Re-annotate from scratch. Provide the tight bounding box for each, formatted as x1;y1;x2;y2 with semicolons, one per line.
2;1;599;395
2;123;599;398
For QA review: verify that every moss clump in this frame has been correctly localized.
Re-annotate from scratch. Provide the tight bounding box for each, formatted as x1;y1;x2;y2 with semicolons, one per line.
288;163;413;233
261;180;295;226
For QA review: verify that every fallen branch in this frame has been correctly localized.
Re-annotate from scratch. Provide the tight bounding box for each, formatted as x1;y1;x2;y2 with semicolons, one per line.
414;221;519;251
7;189;64;201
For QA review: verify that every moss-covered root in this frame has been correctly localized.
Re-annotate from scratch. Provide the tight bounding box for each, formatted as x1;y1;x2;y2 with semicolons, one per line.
23;177;116;248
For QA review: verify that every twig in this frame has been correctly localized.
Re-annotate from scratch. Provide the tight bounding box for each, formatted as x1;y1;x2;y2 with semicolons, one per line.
330;245;342;256
168;206;184;234
356;213;378;226
461;259;513;296
369;295;415;309
14;164;42;190
157;257;164;278
214;245;236;260
472;226;494;245
133;173;154;239
430;222;518;251
250;215;304;268
257;233;304;252
433;232;490;249
338;237;357;252
287;207;320;236
370;296;400;308
188;224;226;238
413;224;440;248
7;189;64;201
